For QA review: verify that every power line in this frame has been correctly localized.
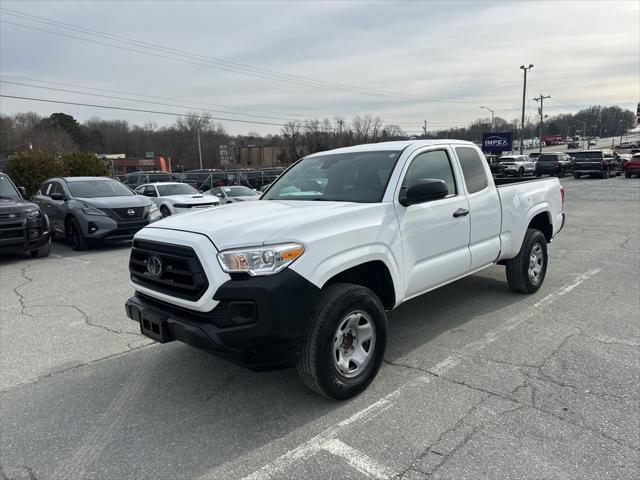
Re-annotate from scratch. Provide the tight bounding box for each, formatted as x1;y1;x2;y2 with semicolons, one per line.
0;94;289;127
0;74;309;118
0;8;517;105
0;79;299;122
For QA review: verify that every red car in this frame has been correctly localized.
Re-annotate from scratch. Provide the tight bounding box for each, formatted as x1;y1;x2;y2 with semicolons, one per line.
624;154;640;178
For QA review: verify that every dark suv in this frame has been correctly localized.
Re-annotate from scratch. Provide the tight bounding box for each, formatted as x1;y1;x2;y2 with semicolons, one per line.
0;173;50;257
32;177;162;250
121;171;172;190
572;150;621;179
535;152;573;177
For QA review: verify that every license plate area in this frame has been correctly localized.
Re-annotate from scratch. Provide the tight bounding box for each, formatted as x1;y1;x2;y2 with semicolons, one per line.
140;315;169;343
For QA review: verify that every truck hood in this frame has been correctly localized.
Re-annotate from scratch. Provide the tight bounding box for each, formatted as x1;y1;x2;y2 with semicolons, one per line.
143;200;381;250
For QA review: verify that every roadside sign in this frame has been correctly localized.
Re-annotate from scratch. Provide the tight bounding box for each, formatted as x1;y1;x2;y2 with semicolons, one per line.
145;151;154;159
482;132;513;153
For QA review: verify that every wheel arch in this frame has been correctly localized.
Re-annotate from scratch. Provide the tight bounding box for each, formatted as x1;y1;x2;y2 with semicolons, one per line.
322;260;397;310
528;210;553;242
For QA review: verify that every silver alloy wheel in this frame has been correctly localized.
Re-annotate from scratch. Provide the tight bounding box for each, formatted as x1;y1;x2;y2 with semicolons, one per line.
528;243;544;284
332;310;376;378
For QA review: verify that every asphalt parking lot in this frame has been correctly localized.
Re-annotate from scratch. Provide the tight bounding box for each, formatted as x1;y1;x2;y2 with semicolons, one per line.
1;175;638;480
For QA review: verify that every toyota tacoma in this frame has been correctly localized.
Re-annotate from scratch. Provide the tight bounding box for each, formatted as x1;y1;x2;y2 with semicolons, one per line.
125;140;565;399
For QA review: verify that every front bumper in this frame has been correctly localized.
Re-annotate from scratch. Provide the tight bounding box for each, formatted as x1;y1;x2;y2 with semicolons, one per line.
0;216;50;254
125;269;320;370
81;215;150;242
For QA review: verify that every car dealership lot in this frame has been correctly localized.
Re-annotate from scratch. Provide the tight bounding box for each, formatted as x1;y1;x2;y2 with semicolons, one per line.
1;177;638;479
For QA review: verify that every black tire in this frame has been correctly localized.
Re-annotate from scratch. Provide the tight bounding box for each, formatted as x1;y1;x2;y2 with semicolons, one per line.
573;173;581;179
505;229;548;294
30;238;51;258
67;217;88;251
535;171;541;178
558;168;565;178
160;205;172;217
616;169;621;176
297;283;387;400
625;171;631;178
517;168;524;177
601;169;609;179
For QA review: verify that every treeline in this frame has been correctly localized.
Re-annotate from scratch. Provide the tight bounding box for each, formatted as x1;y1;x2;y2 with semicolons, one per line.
1;105;635;170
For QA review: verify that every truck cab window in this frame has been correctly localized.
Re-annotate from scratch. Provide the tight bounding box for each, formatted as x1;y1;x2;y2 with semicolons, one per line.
403;150;457;196
456;146;488;194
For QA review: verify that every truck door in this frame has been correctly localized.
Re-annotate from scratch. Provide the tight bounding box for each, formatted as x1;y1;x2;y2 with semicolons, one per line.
395;147;471;299
454;146;502;270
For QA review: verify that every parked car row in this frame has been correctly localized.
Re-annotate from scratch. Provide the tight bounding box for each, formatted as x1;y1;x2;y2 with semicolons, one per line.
484;149;630;180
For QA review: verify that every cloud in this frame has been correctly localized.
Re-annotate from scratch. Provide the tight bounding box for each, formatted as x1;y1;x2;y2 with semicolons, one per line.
1;0;638;135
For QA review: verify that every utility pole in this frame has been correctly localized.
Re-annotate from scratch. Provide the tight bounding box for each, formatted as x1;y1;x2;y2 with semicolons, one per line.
533;94;551;154
480;106;495;132
197;129;203;170
519;64;534;154
422;120;427;137
575;121;587;150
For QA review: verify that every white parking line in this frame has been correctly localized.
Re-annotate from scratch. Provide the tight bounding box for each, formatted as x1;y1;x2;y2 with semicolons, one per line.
323;439;395;479
206;268;602;480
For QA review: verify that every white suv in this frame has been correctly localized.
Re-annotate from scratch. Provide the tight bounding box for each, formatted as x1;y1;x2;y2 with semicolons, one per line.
499;155;536;177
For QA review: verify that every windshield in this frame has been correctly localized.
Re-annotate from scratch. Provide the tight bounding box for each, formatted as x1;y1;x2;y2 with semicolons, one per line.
0;174;21;199
572;152;603;160
68;179;134;198
262;151;401;202
224;186;257;197
157;184;198;196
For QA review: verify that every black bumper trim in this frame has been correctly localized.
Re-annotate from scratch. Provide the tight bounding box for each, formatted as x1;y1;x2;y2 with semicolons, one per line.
126;268;321;370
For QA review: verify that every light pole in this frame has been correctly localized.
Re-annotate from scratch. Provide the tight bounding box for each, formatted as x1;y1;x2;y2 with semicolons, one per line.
619;120;624;146
519;64;534;154
575;121;587;149
480;106;495;132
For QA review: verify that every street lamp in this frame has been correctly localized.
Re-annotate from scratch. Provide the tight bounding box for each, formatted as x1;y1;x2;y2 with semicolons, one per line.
480;106;495;132
519;64;534;154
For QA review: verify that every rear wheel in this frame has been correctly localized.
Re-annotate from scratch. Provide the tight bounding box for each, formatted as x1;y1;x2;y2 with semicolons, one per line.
505;229;548;294
625;171;632;178
298;283;387;400
67;217;88;251
160;205;172;217
30;238;51;258
573;172;581;179
517;167;524;177
601;169;610;179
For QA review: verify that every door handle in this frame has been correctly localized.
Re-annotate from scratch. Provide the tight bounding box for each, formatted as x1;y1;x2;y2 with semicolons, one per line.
453;208;469;218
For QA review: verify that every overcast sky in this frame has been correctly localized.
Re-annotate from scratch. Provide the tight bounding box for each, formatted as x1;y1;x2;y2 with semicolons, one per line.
1;0;638;135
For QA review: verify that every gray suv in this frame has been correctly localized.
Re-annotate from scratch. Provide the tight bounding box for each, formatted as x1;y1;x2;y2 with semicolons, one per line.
32;177;162;250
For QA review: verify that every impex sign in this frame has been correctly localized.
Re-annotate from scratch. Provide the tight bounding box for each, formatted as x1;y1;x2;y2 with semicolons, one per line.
482;132;513;152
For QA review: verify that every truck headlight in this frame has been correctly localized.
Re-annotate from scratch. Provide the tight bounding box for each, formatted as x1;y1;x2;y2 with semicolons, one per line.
25;209;41;220
217;243;305;276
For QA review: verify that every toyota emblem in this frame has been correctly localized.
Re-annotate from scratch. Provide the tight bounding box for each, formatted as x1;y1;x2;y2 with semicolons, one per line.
127;209;135;216
146;255;163;277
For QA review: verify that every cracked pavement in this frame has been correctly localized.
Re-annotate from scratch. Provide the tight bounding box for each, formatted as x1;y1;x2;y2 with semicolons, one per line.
1;175;639;479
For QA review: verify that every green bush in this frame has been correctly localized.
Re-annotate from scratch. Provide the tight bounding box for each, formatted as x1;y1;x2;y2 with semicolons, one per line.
61;151;108;177
6;150;65;197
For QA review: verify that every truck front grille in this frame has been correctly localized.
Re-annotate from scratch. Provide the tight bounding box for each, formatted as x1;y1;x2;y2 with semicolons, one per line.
129;239;209;301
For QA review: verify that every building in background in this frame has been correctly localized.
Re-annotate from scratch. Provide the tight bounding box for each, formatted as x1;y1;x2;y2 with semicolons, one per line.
97;154;171;175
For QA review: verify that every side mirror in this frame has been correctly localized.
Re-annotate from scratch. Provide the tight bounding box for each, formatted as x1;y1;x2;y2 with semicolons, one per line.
50;192;65;201
18;186;26;197
399;179;449;207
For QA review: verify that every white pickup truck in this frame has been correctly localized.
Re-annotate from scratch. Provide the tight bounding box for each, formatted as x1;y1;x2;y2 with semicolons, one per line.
125;140;565;399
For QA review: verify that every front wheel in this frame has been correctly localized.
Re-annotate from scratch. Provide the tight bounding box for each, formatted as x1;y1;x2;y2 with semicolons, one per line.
505;229;548;294
67;217;88;251
297;283;387;400
517;168;524;177
160;205;172;217
601;169;610;179
30;238;51;258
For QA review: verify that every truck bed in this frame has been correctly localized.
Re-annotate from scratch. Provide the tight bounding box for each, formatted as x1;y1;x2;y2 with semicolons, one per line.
494;177;550;187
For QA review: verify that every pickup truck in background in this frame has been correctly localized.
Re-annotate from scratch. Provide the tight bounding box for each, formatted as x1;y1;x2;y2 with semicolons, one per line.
125;140;565;399
572;149;621;179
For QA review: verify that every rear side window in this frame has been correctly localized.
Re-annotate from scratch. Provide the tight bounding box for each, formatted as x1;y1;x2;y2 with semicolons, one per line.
404;150;457;196
455;147;488;194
